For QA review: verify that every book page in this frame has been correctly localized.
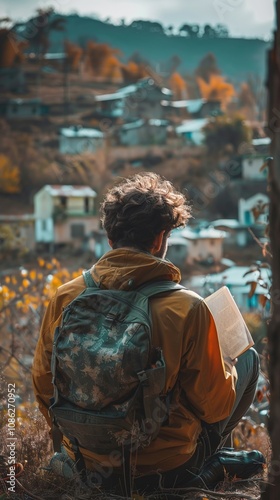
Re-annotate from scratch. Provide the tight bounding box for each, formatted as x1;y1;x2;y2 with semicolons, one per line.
204;286;254;360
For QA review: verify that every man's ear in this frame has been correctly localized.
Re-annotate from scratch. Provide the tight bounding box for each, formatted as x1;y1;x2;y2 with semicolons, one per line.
108;239;113;248
150;230;165;255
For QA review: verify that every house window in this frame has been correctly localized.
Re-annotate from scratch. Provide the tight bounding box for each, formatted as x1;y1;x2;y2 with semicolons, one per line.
41;219;47;231
245;210;252;225
84;197;89;213
248;294;258;310
71;223;85;239
60;196;67;208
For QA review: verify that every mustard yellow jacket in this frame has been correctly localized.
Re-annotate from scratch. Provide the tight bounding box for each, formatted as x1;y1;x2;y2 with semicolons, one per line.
32;249;236;474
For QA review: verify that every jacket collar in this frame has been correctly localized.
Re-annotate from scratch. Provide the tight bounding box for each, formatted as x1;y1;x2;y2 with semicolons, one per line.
91;248;181;290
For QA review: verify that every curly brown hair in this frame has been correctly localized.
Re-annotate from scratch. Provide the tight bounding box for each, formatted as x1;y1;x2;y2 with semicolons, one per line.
100;172;191;251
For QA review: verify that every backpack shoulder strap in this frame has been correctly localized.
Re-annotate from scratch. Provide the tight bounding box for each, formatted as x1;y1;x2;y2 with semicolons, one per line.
82;269;98;288
138;280;186;298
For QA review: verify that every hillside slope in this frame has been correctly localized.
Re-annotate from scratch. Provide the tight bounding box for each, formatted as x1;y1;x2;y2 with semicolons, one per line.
48;14;270;82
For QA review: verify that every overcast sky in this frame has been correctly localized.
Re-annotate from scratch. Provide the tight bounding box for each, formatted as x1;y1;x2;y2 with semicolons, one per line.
1;0;276;39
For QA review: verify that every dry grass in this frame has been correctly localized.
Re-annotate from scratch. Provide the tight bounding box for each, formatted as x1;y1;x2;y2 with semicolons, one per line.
0;400;269;499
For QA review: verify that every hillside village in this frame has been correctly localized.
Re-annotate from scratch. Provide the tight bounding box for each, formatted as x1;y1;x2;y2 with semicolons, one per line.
0;10;272;313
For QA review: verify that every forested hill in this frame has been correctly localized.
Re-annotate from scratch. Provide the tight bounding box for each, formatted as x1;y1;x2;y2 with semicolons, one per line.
48;14;270;82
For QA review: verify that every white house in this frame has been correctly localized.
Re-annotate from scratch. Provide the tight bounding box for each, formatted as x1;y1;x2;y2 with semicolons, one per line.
188;265;271;312
59;126;104;155
168;226;228;266
210;219;250;247
175;118;208;146
241;155;268;180
238;193;269;226
34;185;99;246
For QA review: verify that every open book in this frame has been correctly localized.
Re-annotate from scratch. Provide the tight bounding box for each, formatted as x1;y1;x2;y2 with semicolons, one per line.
204;286;254;360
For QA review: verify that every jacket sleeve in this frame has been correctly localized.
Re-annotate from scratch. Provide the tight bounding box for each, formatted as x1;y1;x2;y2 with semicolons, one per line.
180;300;236;423
32;294;58;428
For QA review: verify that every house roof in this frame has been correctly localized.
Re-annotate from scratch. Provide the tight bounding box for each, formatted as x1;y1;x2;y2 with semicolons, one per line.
176;118;209;134
210;219;244;229
8;98;42;105
60;126;104;138
168;236;188;246
95;78;172;102
179;227;228;240
252;137;271;147
162;98;207;113
0;214;35;221
121;119;144;130
239;193;269;203
189;265;271;293
44;185;97;197
121;119;169;130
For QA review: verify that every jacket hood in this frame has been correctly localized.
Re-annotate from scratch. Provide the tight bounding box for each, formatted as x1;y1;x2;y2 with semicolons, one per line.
91;248;181;290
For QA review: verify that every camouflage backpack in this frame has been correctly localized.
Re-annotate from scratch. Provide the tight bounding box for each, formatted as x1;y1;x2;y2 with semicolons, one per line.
50;269;184;485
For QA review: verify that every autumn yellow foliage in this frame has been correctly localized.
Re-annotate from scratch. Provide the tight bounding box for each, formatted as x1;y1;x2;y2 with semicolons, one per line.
0;259;84;388
121;61;148;82
86;41;122;81
0;154;20;193
168;72;187;100
197;74;235;107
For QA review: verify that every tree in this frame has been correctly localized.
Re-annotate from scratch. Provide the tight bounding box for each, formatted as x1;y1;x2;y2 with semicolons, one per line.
215;23;229;38
130;20;164;34
121;61;148;83
203;115;252;156
195;52;220;83
64;40;83;72
26;8;65;56
238;82;257;120
166;25;173;36
179;24;200;37
0;154;20;194
0;20;27;68
197;74;235;107
202;24;217;38
85;41;122;80
262;1;280;498
168;72;187;100
246;74;267;121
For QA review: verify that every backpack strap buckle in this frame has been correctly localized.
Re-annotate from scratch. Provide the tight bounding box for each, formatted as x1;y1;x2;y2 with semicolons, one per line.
137;370;149;385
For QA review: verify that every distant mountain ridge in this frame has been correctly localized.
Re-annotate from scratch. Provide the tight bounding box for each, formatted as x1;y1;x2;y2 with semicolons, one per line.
47;14;271;82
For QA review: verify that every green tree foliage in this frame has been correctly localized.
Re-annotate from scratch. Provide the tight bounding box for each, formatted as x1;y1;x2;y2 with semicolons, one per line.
130;20;164;34
203;115;252;155
25;8;65;55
